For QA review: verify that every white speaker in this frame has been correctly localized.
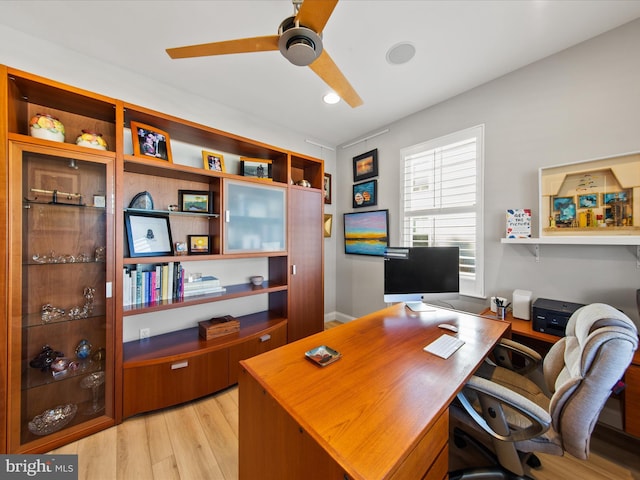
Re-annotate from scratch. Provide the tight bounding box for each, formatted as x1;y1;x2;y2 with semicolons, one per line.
512;289;533;320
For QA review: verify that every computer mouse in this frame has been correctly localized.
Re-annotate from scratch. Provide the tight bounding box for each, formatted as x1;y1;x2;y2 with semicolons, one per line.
438;323;458;333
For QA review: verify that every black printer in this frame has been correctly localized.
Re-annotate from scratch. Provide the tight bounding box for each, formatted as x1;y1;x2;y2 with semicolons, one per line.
532;298;585;337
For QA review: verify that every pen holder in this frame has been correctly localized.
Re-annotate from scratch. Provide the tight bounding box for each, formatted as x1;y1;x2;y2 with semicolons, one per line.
496;305;507;320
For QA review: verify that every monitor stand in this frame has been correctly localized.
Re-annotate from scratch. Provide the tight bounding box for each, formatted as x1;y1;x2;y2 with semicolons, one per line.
405;302;436;313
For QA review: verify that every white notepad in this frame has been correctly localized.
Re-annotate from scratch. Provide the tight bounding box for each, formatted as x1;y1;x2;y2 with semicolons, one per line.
424;334;465;359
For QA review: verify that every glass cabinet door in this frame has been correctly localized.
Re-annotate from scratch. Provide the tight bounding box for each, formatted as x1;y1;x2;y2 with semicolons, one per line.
9;142;114;452
223;179;286;253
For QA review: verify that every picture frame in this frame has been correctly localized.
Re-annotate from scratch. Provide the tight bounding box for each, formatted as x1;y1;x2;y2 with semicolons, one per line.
343;209;389;256
324;214;333;238
178;190;212;214
175;241;187;256
552;196;576;225
578;193;598;209
324;172;332;204
202;150;225;172
187;235;211;255
124;211;173;257
352;179;377;208
240;157;272;180
603;191;628;205
353;149;378;182
130;121;172;163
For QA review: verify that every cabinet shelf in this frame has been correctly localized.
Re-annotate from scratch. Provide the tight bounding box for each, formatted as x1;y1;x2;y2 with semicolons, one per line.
23;309;106;328
23;359;104;391
123;311;286;365
124;207;219;218
122;281;287;315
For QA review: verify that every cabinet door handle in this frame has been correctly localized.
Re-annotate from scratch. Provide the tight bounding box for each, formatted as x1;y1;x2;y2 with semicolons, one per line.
171;361;189;370
259;334;271;343
225;210;230;222
291;264;297;275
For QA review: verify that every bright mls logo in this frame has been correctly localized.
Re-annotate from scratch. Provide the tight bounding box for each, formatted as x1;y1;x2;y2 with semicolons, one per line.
1;455;77;479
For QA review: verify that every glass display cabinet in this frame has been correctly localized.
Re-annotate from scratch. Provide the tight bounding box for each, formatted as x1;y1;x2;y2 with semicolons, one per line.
8;141;114;452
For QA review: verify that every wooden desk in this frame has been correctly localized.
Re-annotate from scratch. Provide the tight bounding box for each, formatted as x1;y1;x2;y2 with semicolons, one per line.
239;304;509;480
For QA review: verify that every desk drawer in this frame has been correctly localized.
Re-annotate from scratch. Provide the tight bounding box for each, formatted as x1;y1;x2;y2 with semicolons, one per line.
390;410;448;480
228;322;287;384
123;348;229;417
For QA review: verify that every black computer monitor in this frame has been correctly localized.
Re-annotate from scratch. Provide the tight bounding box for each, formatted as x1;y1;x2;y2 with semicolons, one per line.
384;246;459;310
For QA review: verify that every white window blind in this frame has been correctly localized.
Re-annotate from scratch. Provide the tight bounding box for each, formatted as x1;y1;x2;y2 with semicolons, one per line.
400;125;484;298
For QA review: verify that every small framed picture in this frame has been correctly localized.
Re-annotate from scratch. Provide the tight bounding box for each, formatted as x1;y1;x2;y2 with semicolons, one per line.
324;172;332;204
352;179;377;208
553;196;576;224
240;157;272;180
603;191;628;205
178;190;212;214
353;149;378;182
578;193;598;209
202;150;225;172
324;214;333;238
188;235;211;255
130;121;172;163
124;212;174;257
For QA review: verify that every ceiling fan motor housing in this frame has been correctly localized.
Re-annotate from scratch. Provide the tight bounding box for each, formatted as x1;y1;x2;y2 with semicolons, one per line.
278;16;323;66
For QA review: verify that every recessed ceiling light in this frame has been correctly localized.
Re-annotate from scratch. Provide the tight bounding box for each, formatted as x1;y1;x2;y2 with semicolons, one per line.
323;92;341;104
386;42;416;65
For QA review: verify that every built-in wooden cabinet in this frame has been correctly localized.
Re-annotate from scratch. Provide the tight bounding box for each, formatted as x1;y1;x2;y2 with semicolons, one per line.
1;65;324;451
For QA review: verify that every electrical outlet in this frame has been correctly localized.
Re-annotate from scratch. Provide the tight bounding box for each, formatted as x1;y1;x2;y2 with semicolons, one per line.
139;328;151;340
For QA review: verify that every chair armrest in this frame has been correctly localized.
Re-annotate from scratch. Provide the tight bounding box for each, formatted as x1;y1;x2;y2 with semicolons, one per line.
492;338;543;376
456;375;551;443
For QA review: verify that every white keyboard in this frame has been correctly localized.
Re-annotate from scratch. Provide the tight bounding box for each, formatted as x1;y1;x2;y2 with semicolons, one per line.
424;334;465;359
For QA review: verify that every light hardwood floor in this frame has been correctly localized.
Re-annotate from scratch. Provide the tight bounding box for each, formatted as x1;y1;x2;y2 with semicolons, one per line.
49;321;640;479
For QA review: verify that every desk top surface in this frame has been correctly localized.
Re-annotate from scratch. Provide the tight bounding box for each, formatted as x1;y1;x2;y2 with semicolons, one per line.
241;303;509;479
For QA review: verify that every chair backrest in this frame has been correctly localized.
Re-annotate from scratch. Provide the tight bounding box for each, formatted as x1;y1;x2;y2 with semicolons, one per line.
542;303;638;459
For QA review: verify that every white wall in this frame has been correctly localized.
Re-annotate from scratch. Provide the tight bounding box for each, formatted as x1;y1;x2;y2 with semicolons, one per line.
0;25;339;331
334;19;640;325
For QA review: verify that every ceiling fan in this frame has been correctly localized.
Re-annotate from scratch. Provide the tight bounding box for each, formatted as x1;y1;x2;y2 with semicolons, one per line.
166;0;362;108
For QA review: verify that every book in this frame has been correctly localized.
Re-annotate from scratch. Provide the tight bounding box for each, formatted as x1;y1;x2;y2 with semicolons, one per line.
506;209;532;238
198;315;240;340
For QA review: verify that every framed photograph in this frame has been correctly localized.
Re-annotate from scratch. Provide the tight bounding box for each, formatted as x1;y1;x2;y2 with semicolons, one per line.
324;173;332;204
352;179;377;208
130;121;172;163
603;191;628;205
188;235;211;255
553;196;576;225
353;149;378;182
240;157;272;180
124;211;173;257
343;209;389;256
324;214;333;238
178;190;212;214
202;150;225;172
578;193;598;209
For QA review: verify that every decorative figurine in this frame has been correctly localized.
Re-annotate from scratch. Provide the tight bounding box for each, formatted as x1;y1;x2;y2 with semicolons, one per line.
75;339;93;360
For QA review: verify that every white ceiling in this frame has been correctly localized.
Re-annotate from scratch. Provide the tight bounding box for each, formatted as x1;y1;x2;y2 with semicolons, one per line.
2;0;640;146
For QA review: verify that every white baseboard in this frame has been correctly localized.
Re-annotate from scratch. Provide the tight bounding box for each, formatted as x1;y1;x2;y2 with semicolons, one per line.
324;311;356;324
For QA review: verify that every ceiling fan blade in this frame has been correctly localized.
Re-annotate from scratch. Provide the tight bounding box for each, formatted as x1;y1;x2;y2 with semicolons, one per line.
309;50;363;108
295;0;339;33
166;35;279;59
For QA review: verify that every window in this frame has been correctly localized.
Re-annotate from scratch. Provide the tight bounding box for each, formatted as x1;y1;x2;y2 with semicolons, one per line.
400;125;484;298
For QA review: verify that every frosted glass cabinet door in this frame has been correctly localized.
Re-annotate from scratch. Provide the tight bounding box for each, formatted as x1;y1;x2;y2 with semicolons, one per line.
223;179;287;253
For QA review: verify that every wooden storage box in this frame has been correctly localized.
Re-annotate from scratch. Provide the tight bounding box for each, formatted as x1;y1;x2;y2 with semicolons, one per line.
198;316;240;340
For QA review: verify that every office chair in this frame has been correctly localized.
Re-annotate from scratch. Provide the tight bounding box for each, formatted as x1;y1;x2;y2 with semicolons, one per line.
450;303;638;480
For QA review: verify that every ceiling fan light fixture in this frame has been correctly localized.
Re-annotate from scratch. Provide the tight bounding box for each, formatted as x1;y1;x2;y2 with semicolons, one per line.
323;92;341;104
386;42;416;65
278;16;323;66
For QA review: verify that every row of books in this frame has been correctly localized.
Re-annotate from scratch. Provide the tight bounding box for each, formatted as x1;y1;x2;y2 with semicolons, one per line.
122;263;226;307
